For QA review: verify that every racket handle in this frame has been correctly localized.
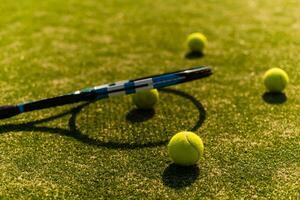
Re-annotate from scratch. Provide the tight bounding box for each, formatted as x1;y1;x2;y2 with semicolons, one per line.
0;105;20;119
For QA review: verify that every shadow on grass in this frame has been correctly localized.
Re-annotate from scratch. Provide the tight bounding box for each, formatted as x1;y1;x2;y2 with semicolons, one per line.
262;92;287;104
160;88;206;132
0;89;206;149
125;88;206;131
162;164;200;188
126;108;155;123
185;51;204;59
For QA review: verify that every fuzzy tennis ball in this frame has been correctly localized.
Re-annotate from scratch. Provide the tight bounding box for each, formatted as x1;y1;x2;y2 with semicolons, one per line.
186;32;207;52
167;131;204;166
132;89;159;109
263;68;289;93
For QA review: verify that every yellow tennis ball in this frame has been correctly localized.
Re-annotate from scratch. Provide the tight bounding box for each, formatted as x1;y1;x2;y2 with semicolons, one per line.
186;32;207;52
263;68;289;93
167;131;204;166
132;89;159;109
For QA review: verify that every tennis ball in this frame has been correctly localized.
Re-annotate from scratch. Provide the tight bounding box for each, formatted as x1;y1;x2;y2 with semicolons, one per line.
186;32;207;52
167;131;204;166
132;89;159;109
263;68;289;93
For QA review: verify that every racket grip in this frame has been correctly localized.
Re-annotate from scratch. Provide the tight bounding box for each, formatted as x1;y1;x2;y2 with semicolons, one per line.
0;105;20;119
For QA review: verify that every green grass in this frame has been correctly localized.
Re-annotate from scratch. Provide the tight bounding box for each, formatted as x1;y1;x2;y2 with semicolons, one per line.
0;0;300;199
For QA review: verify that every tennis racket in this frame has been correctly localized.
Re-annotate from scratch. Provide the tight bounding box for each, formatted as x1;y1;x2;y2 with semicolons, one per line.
0;66;212;119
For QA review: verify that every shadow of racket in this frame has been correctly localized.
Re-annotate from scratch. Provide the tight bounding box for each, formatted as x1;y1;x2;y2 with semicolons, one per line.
0;88;206;149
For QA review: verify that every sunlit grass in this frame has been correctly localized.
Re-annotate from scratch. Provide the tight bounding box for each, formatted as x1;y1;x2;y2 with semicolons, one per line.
0;0;299;199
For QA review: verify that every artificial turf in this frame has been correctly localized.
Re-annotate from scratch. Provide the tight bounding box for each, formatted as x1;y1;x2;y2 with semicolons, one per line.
0;0;300;199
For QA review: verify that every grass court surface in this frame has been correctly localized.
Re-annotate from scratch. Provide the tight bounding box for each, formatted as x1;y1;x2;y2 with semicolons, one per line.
0;0;299;199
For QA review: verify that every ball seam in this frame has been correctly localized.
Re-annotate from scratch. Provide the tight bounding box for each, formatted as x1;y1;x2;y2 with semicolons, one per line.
184;132;200;163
